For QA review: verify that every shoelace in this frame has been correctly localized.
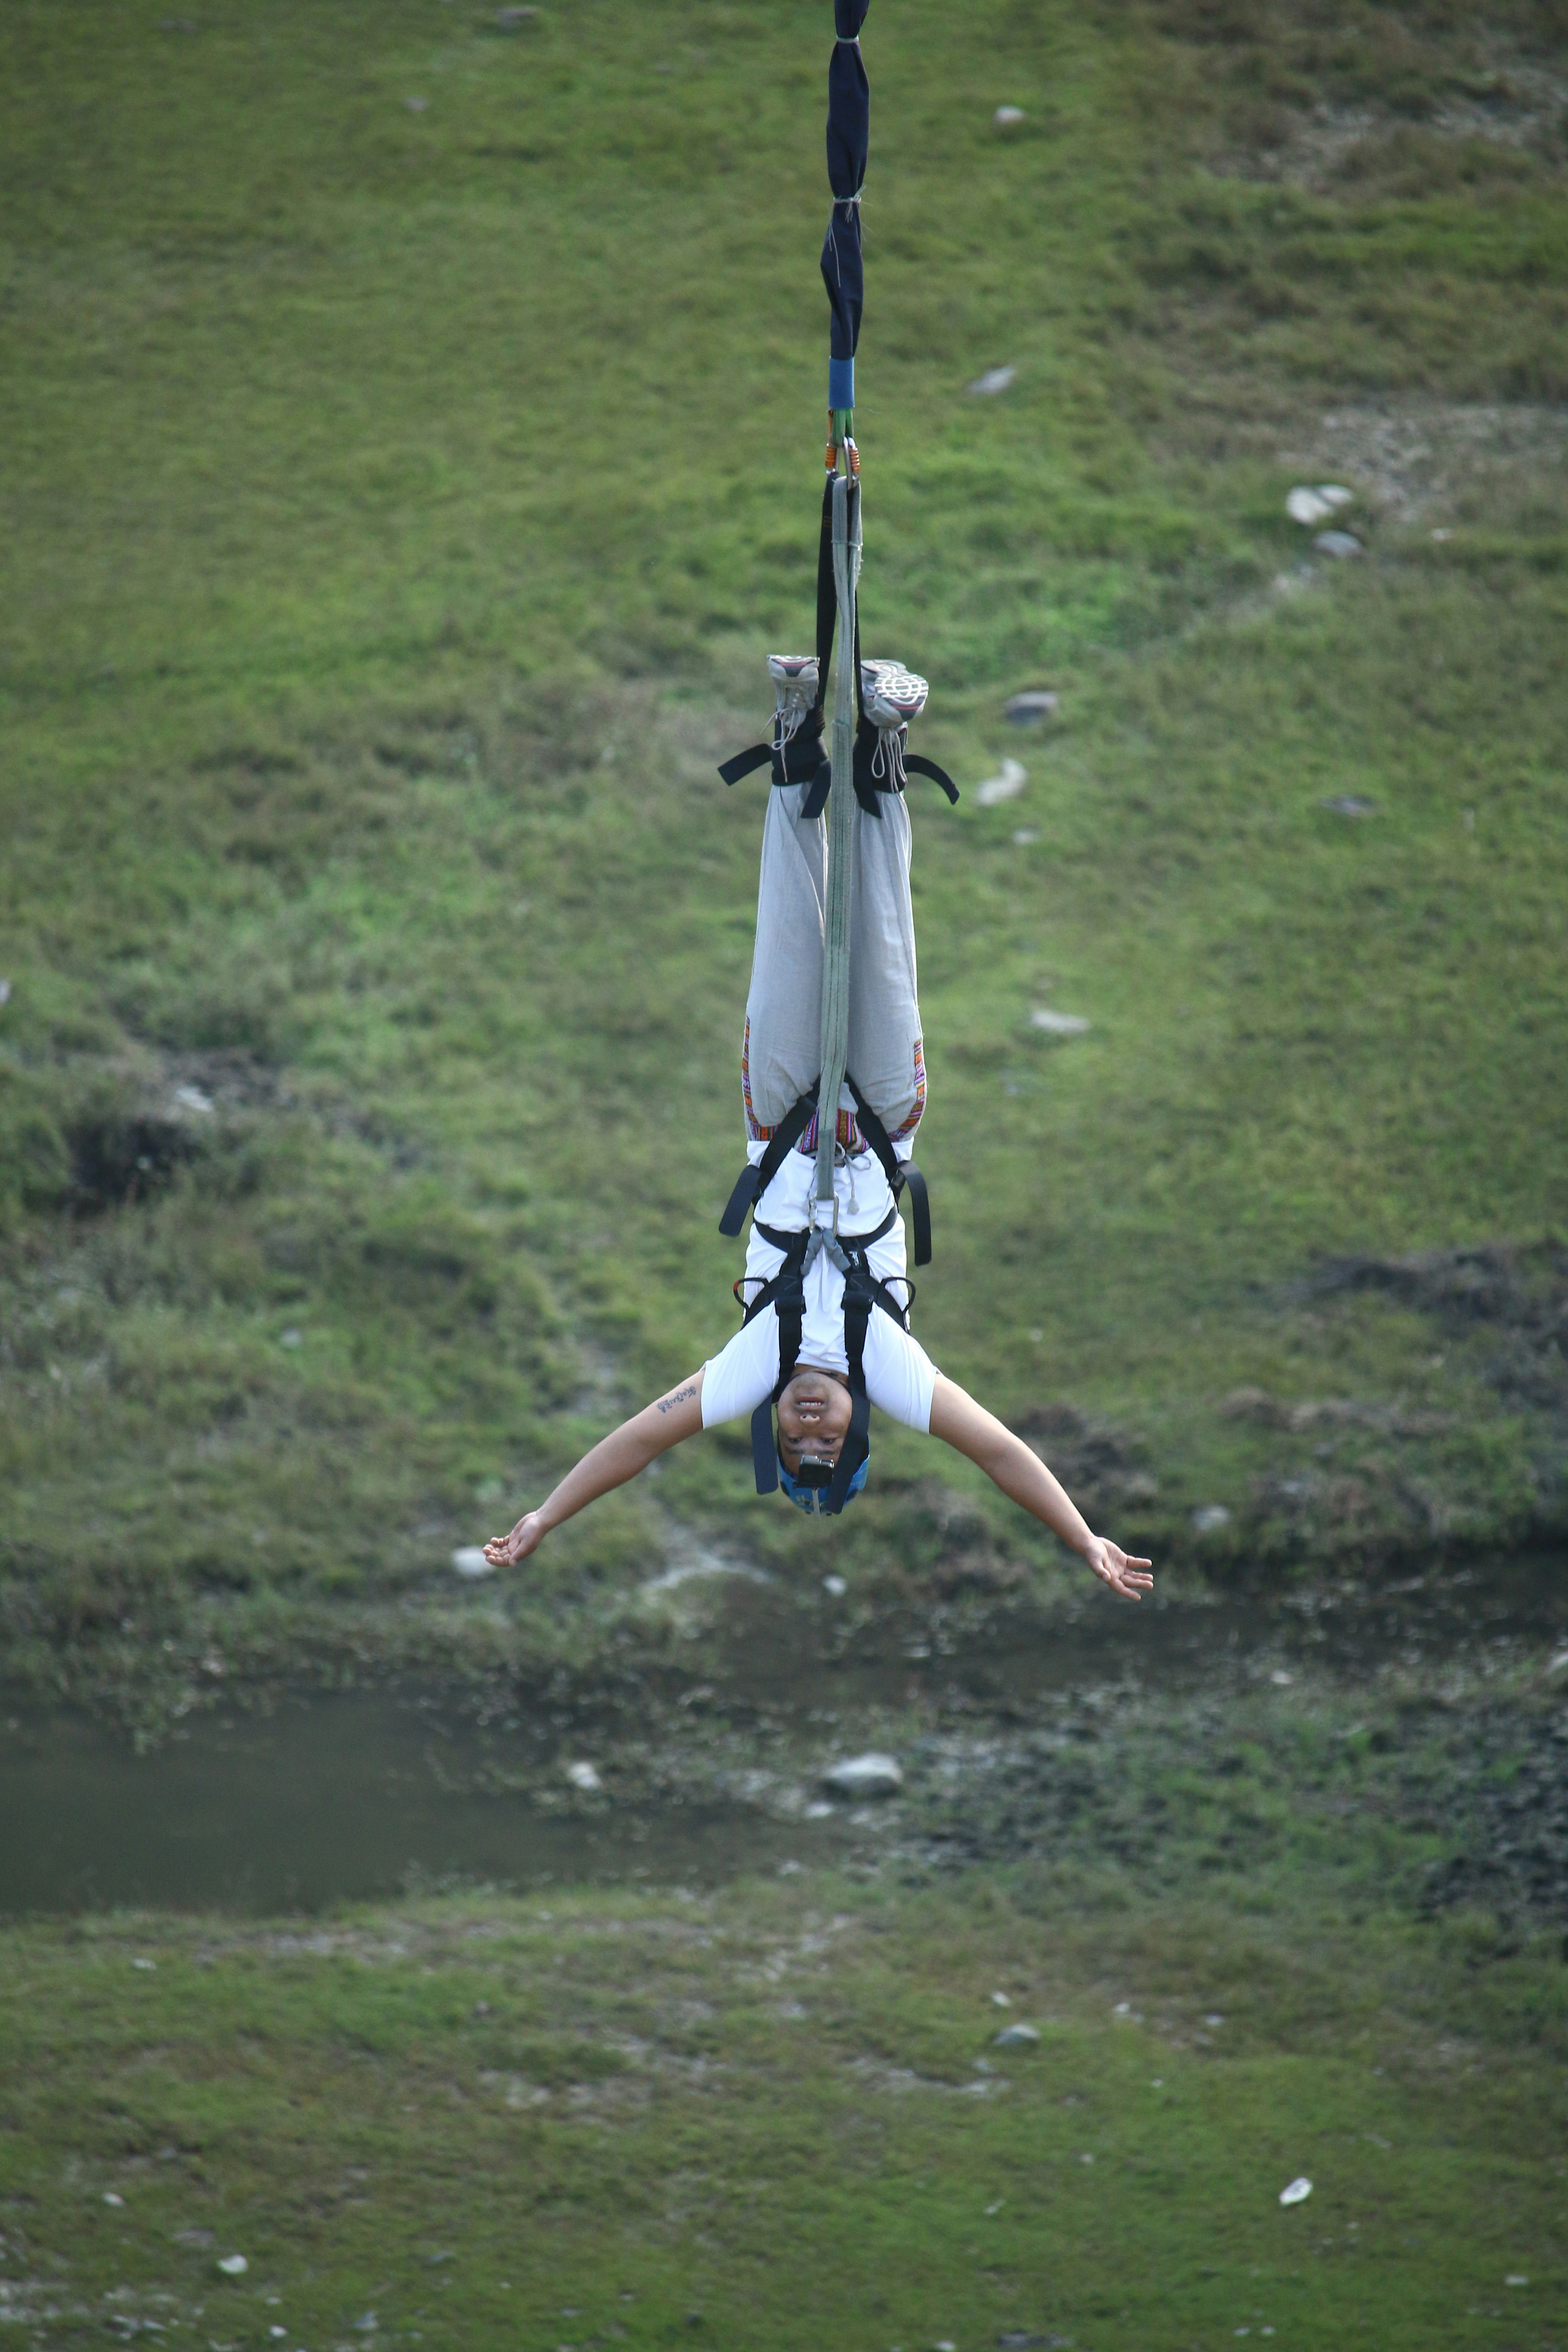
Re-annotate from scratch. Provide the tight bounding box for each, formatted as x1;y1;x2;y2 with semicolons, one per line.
772;689;812;753
870;723;909;791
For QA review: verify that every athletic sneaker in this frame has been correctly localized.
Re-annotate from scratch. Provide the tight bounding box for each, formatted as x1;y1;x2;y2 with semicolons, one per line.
861;660;929;730
767;654;819;750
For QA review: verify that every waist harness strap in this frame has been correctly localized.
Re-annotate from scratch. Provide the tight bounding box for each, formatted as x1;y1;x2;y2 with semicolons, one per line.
718;1083;819;1238
721;1075;931;1264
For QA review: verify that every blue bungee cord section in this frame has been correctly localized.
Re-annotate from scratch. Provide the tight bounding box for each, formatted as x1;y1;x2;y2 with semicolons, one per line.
823;0;870;446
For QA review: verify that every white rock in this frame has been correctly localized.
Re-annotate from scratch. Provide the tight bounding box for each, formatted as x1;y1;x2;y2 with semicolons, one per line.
1321;793;1375;817
1314;530;1363;558
1545;1651;1568;1678
564;1761;602;1793
822;1752;903;1800
968;366;1017;397
1286;486;1333;525
173;1084;214;1114
1270;1669;1293;1687
0;978;10;1006
1506;2275;1530;2288
279;1328;303;1348
451;1547;493;1578
132;1957;156;1970
994;2022;1041;2047
822;1574;847;1597
217;2255;249;2275
404;95;429;112
103;2192;125;2207
804;1800;834;1819
994;105;1026;126
1278;2177;1312;2206
991;1991;1011;2006
1004;689;1058;724
1192;1504;1232;1535
974;758;1027;806
1030;1008;1090;1036
1011;828;1039;845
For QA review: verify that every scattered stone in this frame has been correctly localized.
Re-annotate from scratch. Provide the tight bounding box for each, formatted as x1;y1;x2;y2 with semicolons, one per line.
1321;793;1376;817
1314;530;1363;558
974;758;1027;806
1192;1504;1232;1535
777;1859;804;1876
1004;689;1058;725
0;979;11;1007
451;1547;494;1578
1506;2275;1529;2288
404;95;429;112
1011;828;1039;845
173;1084;214;1115
822;1753;903;1800
104;2192;125;2207
822;1574;847;1597
132;1957;156;1971
356;2317;379;2333
642;1554;772;1596
1546;1652;1568;1678
994;2022;1041;2048
968;366;1017;397
1030;1007;1090;1036
279;1328;303;1348
804;1800;834;1819
172;2230;215;2248
1205;2012;1225;2026
1278;2178;1312;2207
1270;1669;1293;1687
994;105;1026;126
1286;484;1353;525
496;4;538;22
564;1761;602;1793
217;2255;249;2276
991;1991;1011;2006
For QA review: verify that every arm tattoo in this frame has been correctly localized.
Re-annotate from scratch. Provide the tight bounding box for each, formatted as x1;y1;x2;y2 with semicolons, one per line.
656;1383;698;1416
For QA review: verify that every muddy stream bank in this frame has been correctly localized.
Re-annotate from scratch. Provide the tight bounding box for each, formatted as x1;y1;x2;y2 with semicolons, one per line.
4;1558;1564;1920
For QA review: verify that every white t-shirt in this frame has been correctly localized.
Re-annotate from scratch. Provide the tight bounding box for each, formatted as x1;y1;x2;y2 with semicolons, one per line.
701;1138;938;1434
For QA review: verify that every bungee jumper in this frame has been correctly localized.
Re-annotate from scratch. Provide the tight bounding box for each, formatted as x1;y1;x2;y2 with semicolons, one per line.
484;3;1151;1603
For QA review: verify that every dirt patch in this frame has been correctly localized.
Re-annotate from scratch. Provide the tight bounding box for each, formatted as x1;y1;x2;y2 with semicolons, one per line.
1276;399;1568;524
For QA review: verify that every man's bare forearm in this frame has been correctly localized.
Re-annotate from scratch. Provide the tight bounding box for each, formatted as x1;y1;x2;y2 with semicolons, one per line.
485;1375;707;1566
534;1377;703;1534
929;1377;1092;1553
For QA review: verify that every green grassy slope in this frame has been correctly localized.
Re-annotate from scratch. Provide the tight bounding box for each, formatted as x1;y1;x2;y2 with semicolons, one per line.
2;0;1566;1690
3;1877;1565;2352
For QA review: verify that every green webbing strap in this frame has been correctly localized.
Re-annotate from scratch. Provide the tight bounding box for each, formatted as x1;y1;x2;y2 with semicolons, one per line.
815;469;861;1210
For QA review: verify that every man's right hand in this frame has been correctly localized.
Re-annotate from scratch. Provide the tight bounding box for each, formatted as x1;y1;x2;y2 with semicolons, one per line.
484;1513;545;1568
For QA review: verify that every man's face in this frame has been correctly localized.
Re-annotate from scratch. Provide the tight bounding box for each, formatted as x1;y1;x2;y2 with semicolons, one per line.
775;1366;853;1471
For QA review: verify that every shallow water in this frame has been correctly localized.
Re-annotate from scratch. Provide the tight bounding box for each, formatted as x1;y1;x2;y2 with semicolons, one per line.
0;1692;835;1917
3;1558;1561;1917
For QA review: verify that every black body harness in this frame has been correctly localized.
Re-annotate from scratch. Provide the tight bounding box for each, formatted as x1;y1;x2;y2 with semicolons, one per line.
735;1201;913;1516
717;478;959;819
717;1072;932;1270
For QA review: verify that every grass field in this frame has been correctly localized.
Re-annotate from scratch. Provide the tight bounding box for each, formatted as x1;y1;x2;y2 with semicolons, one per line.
4;0;1567;1697
4;3;1568;2328
3;1873;1565;2352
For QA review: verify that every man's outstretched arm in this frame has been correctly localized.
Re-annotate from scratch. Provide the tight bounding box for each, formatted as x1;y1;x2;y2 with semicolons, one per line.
483;1373;707;1567
927;1375;1154;1600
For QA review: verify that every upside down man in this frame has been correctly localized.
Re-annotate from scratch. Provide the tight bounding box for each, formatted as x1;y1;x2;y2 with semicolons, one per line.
486;656;1152;1605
